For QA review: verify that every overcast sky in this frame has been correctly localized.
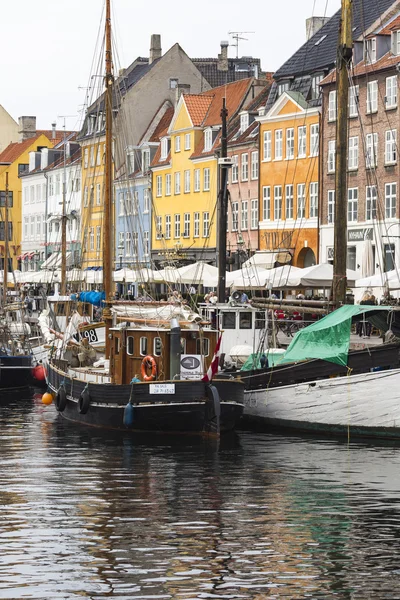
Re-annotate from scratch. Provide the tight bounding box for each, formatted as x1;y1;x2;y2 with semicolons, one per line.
3;0;341;131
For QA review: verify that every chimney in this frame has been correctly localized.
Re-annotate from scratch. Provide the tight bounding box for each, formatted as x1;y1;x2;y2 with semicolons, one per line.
218;41;229;72
175;84;191;106
306;16;329;41
51;122;56;140
18;116;36;142
149;34;162;64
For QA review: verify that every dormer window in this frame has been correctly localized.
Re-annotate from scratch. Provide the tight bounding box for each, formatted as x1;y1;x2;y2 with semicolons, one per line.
127;152;135;174
204;128;213;152
311;74;323;100
240;113;249;133
365;37;376;64
160;137;169;161
142;149;150;173
392;30;400;56
278;81;290;96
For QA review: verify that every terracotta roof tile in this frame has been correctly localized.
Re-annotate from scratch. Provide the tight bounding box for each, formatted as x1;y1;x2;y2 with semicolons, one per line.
183;95;214;126
321;52;400;85
0;130;74;164
149;107;175;142
379;15;400;35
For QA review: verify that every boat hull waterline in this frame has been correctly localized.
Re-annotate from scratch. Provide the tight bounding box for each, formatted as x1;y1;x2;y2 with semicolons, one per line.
243;367;400;439
0;355;33;393
47;363;244;436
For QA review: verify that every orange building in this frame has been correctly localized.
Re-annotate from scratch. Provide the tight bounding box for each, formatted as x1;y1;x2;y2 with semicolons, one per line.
257;91;320;267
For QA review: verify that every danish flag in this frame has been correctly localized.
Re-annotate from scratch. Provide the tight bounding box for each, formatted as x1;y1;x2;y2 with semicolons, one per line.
202;333;222;382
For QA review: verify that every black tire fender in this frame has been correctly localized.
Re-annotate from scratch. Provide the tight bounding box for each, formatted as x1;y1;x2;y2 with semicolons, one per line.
55;387;67;412
78;389;91;414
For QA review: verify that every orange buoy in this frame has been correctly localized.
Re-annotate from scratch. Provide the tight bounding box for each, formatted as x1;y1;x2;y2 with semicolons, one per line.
41;392;53;405
32;365;46;382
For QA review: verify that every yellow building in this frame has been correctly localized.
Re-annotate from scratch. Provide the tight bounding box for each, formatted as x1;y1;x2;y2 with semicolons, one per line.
151;79;257;265
0;120;65;271
258;91;320;267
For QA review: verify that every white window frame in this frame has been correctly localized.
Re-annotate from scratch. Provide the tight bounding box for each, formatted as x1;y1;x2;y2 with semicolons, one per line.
174;172;181;195
274;185;282;220
241;200;248;230
251;151;258;179
385;182;397;219
231;156;239;182
231;202;239;231
366;133;378;169
184;169;191;193
156;216;162;240
348;136;359;170
366;185;377;221
328;90;337;121
194;169;200;192
386;75;398;109
385;129;397;165
184;133;191;150
263;186;271;221
203;168;210;191
310;182;318;218
328;140;336;173
174;213;181;238
204;129;212;152
263;131;271;161
194;212;200;237
285;184;294;220
202;212;210;238
298;126;307;158
175;135;181;153
297;183;306;219
367;81;378;114
156;175;162;197
275;130;283;160
310;123;319;157
349;85;359;118
183;213;190;238
286;128;294;160
347;187;358;222
165;215;171;239
161;138;169;160
241;153;249;181
251;199;258;229
328;190;335;224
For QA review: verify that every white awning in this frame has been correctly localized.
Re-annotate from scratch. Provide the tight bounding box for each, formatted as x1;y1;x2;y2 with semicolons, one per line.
241;251;292;270
41;252;72;270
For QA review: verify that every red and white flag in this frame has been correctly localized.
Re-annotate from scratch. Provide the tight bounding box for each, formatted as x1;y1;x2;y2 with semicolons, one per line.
202;333;222;382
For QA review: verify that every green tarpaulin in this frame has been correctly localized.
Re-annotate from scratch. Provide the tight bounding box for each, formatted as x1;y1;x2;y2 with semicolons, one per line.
283;305;392;367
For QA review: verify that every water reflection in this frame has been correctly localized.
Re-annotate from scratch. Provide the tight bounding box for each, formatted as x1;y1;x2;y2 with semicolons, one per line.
0;393;399;597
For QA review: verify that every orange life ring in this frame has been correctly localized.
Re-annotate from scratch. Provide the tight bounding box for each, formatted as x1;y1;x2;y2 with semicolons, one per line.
141;355;157;381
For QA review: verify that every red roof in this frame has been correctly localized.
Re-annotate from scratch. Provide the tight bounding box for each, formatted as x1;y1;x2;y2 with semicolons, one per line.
183;95;213;126
0;130;74;164
149;107;174;142
379;15;400;35
321;52;400;85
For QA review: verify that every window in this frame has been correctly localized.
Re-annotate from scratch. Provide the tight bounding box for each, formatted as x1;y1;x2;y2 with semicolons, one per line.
36;215;41;237
367;81;378;113
384;243;395;272
184;133;191;150
83;186;88;207
132;232;138;257
274;186;282;220
30;186;35;203
251;199;258;229
96;225;101;251
156;175;162;197
347;188;358;222
175;135;181;153
174;172;181;194
285;184;294;219
231;202;239;231
90;146;95;167
328;90;337;121
385;130;397;164
347;246;357;271
241;200;248;230
49;176;54;196
192;168;200;192
170;78;178;89
203;212;210;237
203;168;210;191
239;312;252;329
366;133;378;168
204;129;212;152
328;140;336;173
263;186;271;220
328;190;335;224
286;128;294;159
140;337;148;356
348;136;359;170
142;149;150;173
161;138;169;160
97;146;102;166
275;130;283;160
119;191;125;216
183;213;190;238
154;337;162;356
297;126;307;158
165;215;171;239
231;156;238;182
297;183;306;218
127;336;134;356
126;232;132;255
310;182;318;218
222;312;236;329
241;154;249;181
89;227;94;251
311;74;323;99
194;212;200;237
144;188;150;212
278;81;290;96
156;215;162;239
386;75;397;109
96;183;101;205
263;131;271;161
118;232;125;255
23;217;28;239
240;113;249;132
385;182;397;218
184;170;191;193
349;85;359;117
55;174;60;195
365;37;377;64
165;173;171;196
84;148;89;168
392;30;400;55
366;186;377;220
0;191;13;207
174;214;181;238
251;151;258;179
196;338;210;357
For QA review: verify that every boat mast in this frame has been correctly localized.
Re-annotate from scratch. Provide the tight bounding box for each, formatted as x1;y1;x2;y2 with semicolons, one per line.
333;0;353;307
3;172;9;307
61;122;67;295
217;98;229;303
103;0;114;357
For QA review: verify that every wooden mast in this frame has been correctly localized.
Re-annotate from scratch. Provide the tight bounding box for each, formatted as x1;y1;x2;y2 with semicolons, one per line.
332;0;353;307
3;172;9;307
103;0;114;357
60;123;67;295
217;98;229;303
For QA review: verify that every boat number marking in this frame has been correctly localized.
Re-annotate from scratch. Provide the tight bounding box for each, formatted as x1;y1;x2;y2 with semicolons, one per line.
81;329;98;343
149;383;176;395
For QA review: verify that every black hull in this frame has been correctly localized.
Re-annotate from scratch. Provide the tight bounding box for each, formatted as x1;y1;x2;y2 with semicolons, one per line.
47;362;244;436
0;355;33;394
238;342;400;391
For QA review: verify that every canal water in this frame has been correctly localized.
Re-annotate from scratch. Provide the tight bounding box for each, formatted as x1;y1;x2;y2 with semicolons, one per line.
1;393;400;599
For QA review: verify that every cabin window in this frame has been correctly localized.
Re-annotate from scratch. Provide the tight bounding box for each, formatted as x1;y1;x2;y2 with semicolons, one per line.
56;303;65;316
154;337;162;356
180;337;186;354
115;337;120;354
239;312;252;329
222;312;236;329
140;337;148;356
196;338;210;357
127;336;134;356
255;312;266;330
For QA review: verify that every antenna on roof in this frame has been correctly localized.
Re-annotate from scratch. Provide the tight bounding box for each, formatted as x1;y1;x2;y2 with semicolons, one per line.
228;31;255;59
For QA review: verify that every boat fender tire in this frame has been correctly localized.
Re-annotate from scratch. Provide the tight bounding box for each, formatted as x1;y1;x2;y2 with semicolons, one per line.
206;384;221;419
55;387;67;412
219;353;225;370
141;355;157;382
232;290;241;301
78;389;91;414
